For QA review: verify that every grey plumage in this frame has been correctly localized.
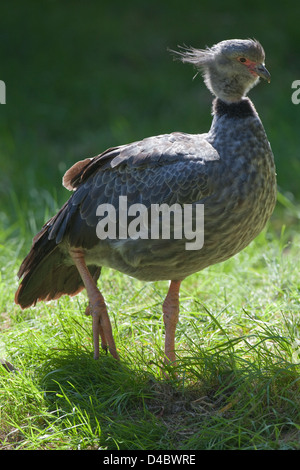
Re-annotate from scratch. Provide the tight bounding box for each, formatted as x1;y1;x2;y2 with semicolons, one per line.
15;39;276;362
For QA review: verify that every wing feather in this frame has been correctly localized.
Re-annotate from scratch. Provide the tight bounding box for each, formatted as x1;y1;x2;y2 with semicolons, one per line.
48;132;220;248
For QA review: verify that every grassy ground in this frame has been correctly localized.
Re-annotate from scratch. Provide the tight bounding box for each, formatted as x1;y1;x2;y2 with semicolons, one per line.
1;226;300;450
1;0;300;451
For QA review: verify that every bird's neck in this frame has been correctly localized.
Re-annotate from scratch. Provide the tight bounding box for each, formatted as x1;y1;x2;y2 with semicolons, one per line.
204;66;260;104
212;97;258;119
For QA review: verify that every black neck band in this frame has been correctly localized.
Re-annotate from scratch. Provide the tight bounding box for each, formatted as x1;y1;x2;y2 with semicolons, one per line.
213;98;256;118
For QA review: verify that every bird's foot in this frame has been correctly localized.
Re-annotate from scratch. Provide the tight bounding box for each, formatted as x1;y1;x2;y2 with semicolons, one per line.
84;303;92;316
85;303;109;356
91;299;119;361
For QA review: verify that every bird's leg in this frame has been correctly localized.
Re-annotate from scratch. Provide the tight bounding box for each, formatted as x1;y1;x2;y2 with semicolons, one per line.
84;269;100;316
70;248;119;360
162;280;181;365
85;307;108;355
83;270;108;352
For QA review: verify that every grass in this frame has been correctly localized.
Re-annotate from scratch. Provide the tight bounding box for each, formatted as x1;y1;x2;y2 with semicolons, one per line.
1;0;300;451
1;225;300;450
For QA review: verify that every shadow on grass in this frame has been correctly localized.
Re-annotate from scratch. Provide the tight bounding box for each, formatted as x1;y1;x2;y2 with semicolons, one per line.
35;342;300;450
37;351;173;449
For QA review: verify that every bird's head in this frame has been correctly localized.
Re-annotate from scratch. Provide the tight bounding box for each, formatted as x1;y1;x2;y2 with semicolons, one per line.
173;39;270;103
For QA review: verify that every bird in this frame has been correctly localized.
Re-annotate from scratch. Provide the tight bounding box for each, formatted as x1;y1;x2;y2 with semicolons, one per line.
15;39;277;365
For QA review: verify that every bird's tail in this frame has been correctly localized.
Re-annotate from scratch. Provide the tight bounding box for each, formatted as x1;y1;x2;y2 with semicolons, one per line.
15;223;100;309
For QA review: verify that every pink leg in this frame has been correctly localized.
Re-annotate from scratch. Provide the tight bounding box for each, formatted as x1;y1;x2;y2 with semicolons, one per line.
70;248;119;360
84;270;107;352
85;302;108;355
163;280;181;364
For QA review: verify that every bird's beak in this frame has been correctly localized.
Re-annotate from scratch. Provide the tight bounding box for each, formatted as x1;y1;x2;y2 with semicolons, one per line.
255;64;271;83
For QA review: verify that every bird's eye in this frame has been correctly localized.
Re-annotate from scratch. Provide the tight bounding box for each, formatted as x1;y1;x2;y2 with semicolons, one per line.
239;57;247;63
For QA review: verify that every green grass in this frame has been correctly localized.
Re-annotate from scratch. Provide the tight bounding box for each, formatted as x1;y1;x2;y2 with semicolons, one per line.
1;0;300;451
1;225;300;450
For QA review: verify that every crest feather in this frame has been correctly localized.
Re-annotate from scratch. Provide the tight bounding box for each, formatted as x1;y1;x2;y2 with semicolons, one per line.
170;44;214;68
